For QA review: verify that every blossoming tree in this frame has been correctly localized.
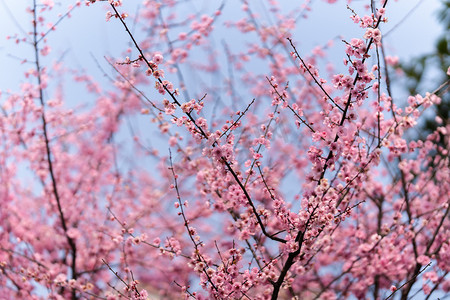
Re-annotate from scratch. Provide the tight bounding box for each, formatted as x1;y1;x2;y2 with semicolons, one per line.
0;0;448;299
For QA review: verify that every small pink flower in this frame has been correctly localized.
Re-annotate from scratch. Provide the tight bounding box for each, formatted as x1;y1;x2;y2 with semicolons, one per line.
424;271;439;283
40;45;51;56
105;11;113;21
417;255;430;265
42;0;55;8
386;56;399;66
67;228;80;240
178;32;187;40
153;53;164;65
423;283;431;295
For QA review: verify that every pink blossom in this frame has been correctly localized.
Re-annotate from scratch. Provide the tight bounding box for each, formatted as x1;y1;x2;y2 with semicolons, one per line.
1;1;447;300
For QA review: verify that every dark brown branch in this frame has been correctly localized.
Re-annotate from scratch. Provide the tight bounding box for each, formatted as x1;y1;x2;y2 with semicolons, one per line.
32;2;78;299
385;262;432;300
110;3;285;244
288;38;343;112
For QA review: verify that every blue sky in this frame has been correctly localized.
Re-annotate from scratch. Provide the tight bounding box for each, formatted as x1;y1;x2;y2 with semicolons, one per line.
0;0;444;95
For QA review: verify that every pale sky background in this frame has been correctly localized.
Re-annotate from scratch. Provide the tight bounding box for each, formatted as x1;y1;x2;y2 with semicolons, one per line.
0;0;445;96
